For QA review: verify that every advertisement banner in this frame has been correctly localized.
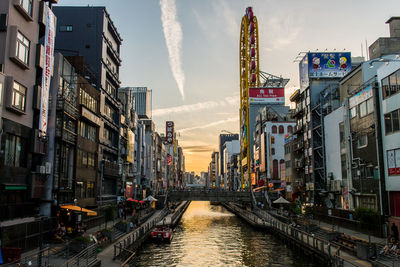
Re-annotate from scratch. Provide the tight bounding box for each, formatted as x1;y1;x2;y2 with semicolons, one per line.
127;130;135;163
396;149;400;174
349;85;373;109
251;173;256;185
125;183;133;198
167;154;172;165
299;55;309;91
308;52;352;78
388;150;396;175
260;132;266;172
166;121;174;144
249;87;284;104
39;6;55;136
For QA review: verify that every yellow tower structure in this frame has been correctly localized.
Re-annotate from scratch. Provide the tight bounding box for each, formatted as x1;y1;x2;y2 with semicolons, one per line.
239;7;259;189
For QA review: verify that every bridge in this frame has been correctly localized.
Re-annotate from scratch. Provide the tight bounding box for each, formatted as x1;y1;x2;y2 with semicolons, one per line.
168;189;263;202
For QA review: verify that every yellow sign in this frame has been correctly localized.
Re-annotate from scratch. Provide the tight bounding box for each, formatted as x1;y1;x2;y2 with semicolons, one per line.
127;129;135;163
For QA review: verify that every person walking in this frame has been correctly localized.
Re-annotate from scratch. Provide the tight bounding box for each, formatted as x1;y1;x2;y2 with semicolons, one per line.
391;223;399;243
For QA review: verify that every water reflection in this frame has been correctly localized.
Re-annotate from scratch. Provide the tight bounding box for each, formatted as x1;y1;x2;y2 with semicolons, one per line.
134;202;316;267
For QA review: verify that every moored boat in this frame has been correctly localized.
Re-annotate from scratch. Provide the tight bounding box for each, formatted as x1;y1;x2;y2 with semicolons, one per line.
150;226;173;242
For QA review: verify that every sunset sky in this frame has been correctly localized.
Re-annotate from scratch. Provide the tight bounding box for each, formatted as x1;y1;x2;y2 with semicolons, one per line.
59;0;400;174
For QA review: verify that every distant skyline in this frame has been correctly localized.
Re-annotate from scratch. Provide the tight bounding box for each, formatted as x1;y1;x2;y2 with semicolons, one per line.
58;0;400;174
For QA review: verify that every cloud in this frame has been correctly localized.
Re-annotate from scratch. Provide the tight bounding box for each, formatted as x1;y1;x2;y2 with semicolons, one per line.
182;145;215;153
153;93;239;117
160;0;185;100
177;117;239;133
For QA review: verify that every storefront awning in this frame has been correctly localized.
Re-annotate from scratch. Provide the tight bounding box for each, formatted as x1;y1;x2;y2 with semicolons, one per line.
60;205;98;216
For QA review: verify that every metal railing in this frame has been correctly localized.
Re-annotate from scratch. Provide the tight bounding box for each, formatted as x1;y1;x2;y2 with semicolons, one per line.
59;243;98;267
2;247;51;267
113;208;168;259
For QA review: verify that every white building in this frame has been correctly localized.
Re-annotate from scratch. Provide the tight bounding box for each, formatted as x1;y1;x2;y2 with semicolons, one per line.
376;56;400;227
264;121;296;184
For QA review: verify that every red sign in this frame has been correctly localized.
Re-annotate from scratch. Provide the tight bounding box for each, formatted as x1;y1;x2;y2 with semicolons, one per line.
167;154;172;165
166;121;174;144
249;87;284;104
126;184;133;198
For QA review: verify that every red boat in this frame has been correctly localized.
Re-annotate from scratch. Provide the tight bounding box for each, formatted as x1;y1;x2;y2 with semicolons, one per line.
150;226;173;242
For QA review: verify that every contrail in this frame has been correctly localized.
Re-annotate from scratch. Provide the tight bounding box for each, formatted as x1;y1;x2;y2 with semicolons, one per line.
160;0;185;100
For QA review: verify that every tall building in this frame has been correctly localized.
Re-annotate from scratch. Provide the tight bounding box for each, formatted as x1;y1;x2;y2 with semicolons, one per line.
218;133;239;186
0;0;57;249
53;6;123;206
120;87;152;119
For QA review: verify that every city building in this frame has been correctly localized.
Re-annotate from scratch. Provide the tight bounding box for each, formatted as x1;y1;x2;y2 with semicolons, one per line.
53;6;123;206
0;0;55;222
218;133;239;187
222;139;239;190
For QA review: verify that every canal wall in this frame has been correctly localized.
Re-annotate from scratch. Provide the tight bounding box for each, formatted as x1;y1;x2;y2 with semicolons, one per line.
223;203;373;267
157;201;190;227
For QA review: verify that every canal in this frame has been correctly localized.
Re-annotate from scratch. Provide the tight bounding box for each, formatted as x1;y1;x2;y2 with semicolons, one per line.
134;201;317;266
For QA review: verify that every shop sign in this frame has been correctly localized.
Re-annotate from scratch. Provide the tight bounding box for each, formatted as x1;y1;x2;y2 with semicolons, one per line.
166;121;174;144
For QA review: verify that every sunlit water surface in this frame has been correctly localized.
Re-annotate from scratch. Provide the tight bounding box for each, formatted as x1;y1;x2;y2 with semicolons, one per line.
134;201;317;267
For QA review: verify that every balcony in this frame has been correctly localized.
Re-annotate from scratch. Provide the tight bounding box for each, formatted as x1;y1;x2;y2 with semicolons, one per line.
57;99;79;119
293;106;303;118
56;128;77;144
103;161;120;177
294;124;303;134
293;140;304;151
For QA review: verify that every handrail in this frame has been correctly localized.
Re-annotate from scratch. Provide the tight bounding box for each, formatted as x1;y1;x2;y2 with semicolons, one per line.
120;248;136;267
59;243;97;267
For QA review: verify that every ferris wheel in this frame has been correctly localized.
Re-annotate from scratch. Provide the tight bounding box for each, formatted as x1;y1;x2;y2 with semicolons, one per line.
239;7;259;188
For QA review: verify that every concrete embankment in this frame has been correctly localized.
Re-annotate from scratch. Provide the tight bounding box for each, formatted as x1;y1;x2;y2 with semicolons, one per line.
223;202;375;267
157;201;190;227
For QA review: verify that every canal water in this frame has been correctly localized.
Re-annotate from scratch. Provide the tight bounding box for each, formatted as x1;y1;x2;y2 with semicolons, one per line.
134;201;316;267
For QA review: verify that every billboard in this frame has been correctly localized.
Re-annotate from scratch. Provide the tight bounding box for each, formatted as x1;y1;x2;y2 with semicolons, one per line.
299;55;309;91
166;121;174;144
349;85;373;109
39;6;56;136
127;129;135;163
308;52;351;78
260;132;266;172
249;87;284;104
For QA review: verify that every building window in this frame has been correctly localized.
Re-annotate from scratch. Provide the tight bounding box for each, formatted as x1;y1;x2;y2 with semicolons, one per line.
350;107;357;118
19;0;33;16
357;135;368;148
359;101;367;118
105;81;116;97
273;159;278;180
75;182;85;199
12;81;26;111
382;69;400;99
366;98;374;115
287;126;293;133
271;126;277;133
77;149;95;168
4;133;26;167
79;88;97;113
271;136;275;144
279;125;284;134
285;160;291;168
271;148;275;155
87;182;95;198
79;121;97;142
16;32;30;65
385;109;400;135
60;25;73;32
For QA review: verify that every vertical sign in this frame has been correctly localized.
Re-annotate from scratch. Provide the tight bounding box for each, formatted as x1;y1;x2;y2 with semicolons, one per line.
39;6;55;136
388;150;396;175
166;121;174;144
127;130;135;163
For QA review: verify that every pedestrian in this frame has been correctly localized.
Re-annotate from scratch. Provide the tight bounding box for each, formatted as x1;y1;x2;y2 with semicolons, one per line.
391;223;399;243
